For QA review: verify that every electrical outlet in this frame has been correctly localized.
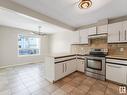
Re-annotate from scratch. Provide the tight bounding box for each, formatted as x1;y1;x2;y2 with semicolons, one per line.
120;48;124;52
81;48;84;50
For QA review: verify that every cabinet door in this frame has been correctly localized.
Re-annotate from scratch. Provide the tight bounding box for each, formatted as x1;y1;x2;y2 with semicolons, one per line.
97;25;107;34
72;31;80;44
88;27;96;35
77;59;85;72
122;21;127;42
108;22;122;43
55;62;65;81
80;29;89;44
66;59;77;75
106;63;126;84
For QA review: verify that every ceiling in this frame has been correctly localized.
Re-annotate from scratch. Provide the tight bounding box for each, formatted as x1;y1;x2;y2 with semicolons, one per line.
0;7;68;34
11;0;127;28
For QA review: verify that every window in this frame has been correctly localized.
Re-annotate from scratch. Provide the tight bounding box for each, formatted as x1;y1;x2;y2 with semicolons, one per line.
18;34;40;56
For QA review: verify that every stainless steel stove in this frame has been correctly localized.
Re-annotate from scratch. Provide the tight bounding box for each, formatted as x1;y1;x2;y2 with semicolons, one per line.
85;48;108;80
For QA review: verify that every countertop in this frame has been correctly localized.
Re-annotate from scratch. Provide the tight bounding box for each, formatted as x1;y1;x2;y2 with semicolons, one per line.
106;55;127;60
46;53;127;60
45;53;75;58
45;53;87;58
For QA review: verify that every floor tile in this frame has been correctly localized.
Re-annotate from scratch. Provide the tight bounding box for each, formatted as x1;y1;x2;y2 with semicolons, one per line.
69;88;85;95
52;89;67;95
0;63;122;95
44;84;59;93
61;84;75;93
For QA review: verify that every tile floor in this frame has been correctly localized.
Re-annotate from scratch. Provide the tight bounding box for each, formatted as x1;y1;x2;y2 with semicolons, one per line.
0;63;126;95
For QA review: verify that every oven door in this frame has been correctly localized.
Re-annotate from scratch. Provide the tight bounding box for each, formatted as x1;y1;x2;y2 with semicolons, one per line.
87;59;102;70
86;57;105;75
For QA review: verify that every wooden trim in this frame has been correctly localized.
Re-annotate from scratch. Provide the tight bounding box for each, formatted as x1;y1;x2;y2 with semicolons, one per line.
71;44;88;45
55;58;76;64
77;57;85;60
88;33;108;37
106;57;127;61
55;55;76;59
108;42;127;44
77;54;86;56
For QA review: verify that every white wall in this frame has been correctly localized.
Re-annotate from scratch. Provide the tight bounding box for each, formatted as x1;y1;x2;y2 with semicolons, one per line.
0;26;49;68
49;31;74;54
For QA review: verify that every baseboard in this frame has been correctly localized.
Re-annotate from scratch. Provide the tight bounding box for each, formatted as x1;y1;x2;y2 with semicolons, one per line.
0;61;44;69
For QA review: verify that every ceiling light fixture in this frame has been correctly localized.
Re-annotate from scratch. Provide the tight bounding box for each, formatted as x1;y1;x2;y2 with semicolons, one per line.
78;0;92;9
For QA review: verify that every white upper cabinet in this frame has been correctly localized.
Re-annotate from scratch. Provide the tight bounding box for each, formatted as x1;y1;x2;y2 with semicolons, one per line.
79;27;96;44
108;22;122;43
108;21;127;43
97;25;108;34
72;31;80;44
122;21;127;42
88;27;96;35
80;29;89;44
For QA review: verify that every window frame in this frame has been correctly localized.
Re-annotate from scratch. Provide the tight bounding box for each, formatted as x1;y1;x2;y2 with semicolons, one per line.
17;34;41;57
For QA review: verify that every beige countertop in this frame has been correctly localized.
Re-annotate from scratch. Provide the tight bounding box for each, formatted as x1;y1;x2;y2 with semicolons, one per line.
106;55;127;60
45;53;76;58
45;53;87;58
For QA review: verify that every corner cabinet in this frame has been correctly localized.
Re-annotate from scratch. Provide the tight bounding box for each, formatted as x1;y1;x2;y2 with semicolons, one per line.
72;31;80;44
79;27;96;44
80;29;89;44
76;58;85;73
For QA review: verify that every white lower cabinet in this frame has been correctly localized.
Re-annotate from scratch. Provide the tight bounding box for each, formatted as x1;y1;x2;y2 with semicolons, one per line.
66;59;77;75
55;59;77;81
77;59;85;73
55;62;65;81
106;63;127;85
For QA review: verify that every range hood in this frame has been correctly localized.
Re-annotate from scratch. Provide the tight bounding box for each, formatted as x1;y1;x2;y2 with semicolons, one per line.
88;33;107;39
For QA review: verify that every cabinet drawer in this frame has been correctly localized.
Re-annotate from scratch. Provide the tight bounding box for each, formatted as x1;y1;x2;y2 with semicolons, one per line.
106;59;127;65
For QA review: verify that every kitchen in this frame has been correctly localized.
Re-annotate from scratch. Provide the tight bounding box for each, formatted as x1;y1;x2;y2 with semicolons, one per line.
45;20;127;94
0;0;127;95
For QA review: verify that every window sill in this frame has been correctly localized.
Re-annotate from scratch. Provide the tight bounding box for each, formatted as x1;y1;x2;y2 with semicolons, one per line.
18;54;40;57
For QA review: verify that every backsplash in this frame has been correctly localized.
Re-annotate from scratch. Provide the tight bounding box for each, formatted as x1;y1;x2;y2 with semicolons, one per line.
71;44;90;54
71;37;108;54
89;37;108;49
108;43;127;56
71;35;127;56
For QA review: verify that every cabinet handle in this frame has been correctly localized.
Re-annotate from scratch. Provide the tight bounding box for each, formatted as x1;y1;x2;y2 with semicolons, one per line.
65;64;67;72
119;31;120;41
126;71;127;85
107;64;121;68
125;30;126;40
63;64;64;73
